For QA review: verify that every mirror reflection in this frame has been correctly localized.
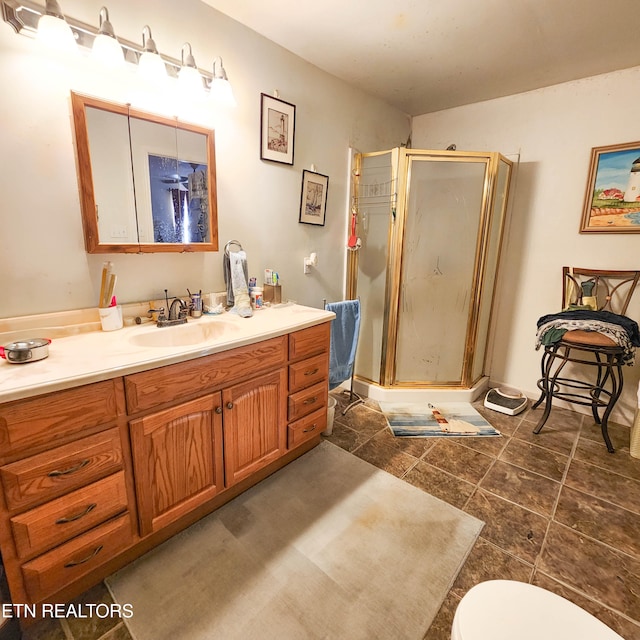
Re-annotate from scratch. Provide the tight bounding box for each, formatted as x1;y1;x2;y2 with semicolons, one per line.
71;92;218;253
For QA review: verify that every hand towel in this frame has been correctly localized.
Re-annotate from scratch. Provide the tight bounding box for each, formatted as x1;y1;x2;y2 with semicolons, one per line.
326;300;360;389
229;250;252;318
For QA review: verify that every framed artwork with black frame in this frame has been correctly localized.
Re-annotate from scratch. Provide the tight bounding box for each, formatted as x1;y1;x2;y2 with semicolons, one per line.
260;93;296;165
299;170;329;226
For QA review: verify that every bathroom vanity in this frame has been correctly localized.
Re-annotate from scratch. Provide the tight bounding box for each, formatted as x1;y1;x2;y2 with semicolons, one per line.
0;305;332;615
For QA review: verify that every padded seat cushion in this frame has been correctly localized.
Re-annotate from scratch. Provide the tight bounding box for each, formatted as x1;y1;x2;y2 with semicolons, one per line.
561;329;617;347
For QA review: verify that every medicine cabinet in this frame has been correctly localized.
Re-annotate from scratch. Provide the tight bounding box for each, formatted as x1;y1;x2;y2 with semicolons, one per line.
70;92;218;253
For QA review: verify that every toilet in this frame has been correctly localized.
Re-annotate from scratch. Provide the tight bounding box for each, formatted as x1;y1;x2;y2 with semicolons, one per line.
452;580;624;640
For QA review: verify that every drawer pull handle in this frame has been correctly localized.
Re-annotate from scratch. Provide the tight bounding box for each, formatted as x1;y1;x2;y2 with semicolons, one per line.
215;406;223;414
304;368;319;376
64;545;103;568
48;459;90;478
303;424;317;433
303;396;318;405
56;503;97;525
226;402;234;410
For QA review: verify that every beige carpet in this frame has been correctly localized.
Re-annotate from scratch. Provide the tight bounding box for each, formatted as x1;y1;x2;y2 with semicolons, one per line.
106;441;483;640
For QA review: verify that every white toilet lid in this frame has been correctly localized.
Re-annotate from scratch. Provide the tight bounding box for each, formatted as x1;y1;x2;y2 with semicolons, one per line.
452;580;624;640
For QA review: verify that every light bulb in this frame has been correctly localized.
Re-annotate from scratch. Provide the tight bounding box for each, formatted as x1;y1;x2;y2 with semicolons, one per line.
37;12;77;54
139;51;167;82
210;58;236;107
177;44;203;97
178;66;204;96
211;78;236;107
91;7;124;68
138;26;167;84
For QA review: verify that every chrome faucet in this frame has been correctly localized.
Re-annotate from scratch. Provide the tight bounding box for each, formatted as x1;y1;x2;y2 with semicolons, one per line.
155;290;188;327
168;298;188;321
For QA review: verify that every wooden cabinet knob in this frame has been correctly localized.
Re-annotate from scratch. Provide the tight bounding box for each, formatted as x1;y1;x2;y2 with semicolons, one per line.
226;402;234;410
215;406;223;414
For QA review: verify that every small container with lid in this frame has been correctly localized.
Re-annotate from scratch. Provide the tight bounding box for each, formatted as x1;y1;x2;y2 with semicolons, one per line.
249;286;263;309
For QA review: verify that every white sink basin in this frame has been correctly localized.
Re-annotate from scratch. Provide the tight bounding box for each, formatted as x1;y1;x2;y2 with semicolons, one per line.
129;320;239;348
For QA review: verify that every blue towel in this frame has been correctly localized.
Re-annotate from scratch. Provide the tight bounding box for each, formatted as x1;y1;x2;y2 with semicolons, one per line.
326;300;361;390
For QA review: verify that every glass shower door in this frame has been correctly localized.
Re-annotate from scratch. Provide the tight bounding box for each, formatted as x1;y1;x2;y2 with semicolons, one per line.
393;154;489;385
351;150;396;385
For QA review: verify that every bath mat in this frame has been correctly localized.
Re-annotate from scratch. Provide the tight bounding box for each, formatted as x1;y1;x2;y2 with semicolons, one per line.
106;441;483;640
381;401;501;437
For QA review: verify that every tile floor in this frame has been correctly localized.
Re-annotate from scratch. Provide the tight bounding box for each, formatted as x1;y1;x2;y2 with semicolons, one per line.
14;391;640;640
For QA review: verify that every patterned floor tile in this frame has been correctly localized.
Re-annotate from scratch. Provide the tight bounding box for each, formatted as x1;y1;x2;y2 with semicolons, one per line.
564;458;640;514
422;440;494;484
574;435;640;480
533;572;640;639
464;489;549;564
538;522;640;621
555;485;640;558
353;438;418;477
500;436;570;481
479;460;561;516
449;537;532;597
514;422;580;458
403;460;476;510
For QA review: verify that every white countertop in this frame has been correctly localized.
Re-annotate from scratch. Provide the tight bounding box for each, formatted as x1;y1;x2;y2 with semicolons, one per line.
0;305;334;403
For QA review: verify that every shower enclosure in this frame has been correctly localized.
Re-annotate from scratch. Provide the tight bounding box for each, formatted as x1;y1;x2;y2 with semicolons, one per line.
347;147;513;397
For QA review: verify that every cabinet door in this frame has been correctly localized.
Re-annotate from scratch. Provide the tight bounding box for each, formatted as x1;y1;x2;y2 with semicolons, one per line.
130;394;224;537
223;369;287;487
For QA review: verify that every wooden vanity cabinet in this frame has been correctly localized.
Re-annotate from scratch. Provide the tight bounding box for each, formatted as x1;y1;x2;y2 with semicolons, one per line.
0;379;135;606
0;320;331;614
129;394;224;537
222;368;288;487
287;322;330;448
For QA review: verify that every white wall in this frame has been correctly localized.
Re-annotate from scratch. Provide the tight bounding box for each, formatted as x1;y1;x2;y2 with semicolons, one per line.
413;66;640;424
0;0;410;318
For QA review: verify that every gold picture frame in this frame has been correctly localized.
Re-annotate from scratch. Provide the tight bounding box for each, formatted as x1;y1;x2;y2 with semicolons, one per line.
580;140;640;233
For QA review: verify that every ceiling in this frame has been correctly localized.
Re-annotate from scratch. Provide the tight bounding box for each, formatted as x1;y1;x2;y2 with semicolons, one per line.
202;0;640;116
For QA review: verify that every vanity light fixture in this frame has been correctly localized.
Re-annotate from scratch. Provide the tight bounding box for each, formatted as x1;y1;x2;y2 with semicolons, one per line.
91;6;124;68
178;43;204;96
210;57;236;107
138;25;167;83
36;0;76;53
1;1;237;103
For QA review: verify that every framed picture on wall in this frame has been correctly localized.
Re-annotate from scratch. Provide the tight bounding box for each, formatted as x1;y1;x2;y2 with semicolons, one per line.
260;93;296;165
299;170;329;226
580;140;640;233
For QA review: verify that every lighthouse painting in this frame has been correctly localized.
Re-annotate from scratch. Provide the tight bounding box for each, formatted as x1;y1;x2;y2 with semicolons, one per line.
581;140;640;233
260;93;296;165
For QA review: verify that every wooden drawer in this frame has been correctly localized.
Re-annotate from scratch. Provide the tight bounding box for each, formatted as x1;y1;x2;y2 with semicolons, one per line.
288;352;329;394
21;513;133;603
0;379;123;462
11;471;129;559
288;381;328;422
288;322;330;362
125;335;287;413
288;408;326;449
0;428;123;512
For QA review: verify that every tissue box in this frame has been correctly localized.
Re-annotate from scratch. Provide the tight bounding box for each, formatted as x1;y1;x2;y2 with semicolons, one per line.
263;284;282;304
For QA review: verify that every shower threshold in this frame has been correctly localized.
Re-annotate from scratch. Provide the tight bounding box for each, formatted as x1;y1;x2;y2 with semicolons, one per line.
349;377;489;405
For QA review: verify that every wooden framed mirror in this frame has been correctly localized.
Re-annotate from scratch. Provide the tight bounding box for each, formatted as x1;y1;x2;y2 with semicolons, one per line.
70;92;218;253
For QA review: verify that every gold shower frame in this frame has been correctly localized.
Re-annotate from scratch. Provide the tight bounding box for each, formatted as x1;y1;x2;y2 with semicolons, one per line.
348;148;513;390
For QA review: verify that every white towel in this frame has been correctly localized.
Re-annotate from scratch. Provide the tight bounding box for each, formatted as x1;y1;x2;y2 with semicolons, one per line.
229;251;252;318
